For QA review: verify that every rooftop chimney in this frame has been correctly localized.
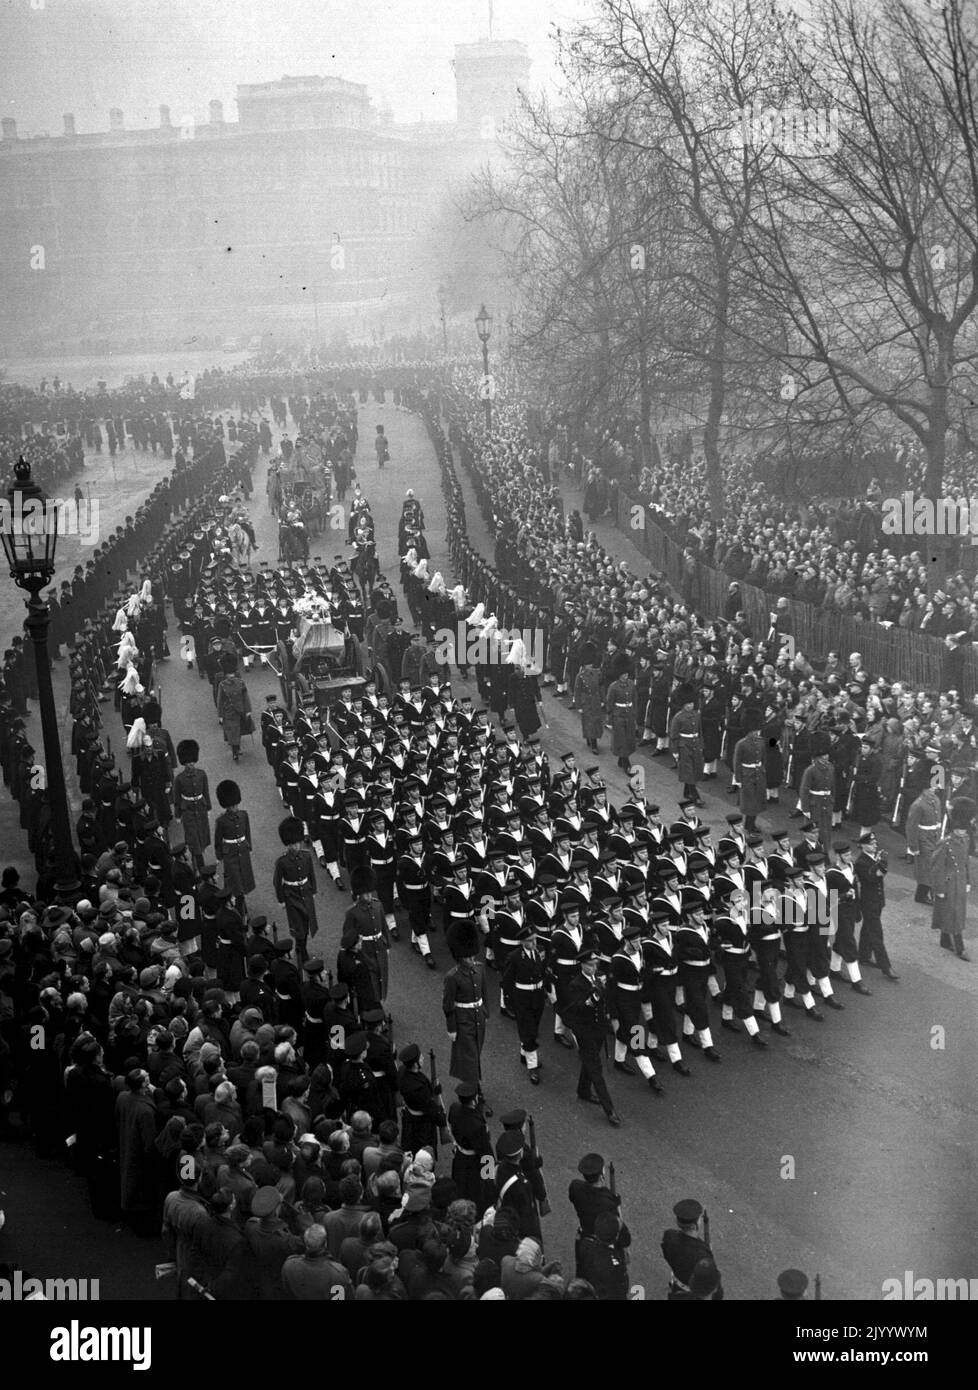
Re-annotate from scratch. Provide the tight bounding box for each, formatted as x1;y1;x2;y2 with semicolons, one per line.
159;105;172;128
1;118;18;141
109;108;124;132
63;113;76;137
209;99;224;124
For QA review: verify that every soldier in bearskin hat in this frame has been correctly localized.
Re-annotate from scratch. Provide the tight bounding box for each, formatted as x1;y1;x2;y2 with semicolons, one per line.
272;815;318;965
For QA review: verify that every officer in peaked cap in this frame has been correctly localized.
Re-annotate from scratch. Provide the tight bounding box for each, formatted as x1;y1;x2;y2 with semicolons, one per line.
662;1198;722;1299
777;1268;810;1300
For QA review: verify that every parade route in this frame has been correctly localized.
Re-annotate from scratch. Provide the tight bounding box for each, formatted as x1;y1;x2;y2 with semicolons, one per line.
2;394;975;1301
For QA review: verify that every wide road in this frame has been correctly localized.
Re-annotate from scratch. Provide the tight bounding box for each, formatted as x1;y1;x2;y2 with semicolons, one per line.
1;392;976;1301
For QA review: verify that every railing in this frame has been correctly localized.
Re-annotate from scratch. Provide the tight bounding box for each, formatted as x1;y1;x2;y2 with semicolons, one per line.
618;492;978;697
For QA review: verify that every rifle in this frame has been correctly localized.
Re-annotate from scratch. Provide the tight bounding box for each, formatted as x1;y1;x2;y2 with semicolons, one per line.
815;1273;822;1301
890;758;907;828
186;1277;216;1301
703;1207;712;1250
429;1047;450;1145
845;755;860;817
527;1114;552;1218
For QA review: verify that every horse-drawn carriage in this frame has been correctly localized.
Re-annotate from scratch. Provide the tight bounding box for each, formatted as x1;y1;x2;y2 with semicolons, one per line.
263;614;359;710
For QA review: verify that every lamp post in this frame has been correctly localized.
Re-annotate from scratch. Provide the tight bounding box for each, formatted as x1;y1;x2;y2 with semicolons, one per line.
475;303;493;434
437;283;448;354
1;458;79;896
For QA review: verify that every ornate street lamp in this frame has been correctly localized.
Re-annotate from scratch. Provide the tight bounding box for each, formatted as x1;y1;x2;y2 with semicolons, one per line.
0;457;79;895
475;304;493;433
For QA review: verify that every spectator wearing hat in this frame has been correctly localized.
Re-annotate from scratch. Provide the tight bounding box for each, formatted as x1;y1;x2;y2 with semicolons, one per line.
499;1236;562;1300
243;1185;303;1300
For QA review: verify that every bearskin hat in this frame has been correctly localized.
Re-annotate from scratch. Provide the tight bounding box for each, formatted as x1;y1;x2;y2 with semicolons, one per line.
216;779;241;809
811;731;831;757
176;740;199;764
744;709;764;733
350;866;376;897
949;797;976;831
447;918;480;961
278;815;305;846
142;700;162;724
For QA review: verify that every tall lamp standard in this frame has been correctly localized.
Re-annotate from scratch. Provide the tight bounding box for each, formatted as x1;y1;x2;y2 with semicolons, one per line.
438;283;448;354
1;458;79;896
475;303;493;434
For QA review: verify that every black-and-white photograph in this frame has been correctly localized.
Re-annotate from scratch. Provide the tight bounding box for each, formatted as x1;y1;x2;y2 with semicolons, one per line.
0;0;974;1345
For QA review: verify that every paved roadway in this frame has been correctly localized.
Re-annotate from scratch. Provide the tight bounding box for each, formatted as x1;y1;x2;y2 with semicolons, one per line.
1;396;976;1301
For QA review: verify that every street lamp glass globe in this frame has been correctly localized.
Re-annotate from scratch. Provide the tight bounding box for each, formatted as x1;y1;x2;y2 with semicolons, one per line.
1;457;58;589
475;304;492;342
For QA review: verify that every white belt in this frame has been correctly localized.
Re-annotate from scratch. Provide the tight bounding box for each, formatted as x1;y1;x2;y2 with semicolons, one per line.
555;958;578;966
182;794;206;801
740;762;760;769
616;981;641;991
455;999;483;1009
499;937;522;947
918;824;941;831
757;933;781;942
282;878;308;886
224;836;247;844
722;946;749;954
679;733;699;739
614;703;631;708
808;790;831;797
370;858;392;866
514;981;544;990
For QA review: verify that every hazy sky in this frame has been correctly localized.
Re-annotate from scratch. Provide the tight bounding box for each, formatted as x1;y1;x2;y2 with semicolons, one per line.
0;0;592;134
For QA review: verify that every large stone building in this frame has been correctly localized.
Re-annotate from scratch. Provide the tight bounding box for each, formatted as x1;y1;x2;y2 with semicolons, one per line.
0;40;530;351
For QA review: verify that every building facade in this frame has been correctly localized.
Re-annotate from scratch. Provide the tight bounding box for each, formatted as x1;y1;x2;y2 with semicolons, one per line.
0;41;530;350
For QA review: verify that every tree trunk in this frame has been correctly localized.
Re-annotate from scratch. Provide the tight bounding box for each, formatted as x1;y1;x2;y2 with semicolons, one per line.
638;337;653;471
925;343;950;596
702;294;728;522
